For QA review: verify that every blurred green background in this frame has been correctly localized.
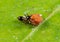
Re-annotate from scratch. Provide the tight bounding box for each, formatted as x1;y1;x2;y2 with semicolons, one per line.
0;0;60;42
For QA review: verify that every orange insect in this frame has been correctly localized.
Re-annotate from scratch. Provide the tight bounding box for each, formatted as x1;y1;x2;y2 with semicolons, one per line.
18;14;43;26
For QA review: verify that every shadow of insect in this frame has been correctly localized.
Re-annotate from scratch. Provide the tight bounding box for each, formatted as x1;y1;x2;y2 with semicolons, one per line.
12;20;35;29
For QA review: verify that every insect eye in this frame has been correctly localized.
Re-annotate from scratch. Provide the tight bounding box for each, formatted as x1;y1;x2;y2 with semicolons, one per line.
18;16;23;21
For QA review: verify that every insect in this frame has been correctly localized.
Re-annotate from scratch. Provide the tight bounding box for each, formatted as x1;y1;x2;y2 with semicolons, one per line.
18;14;43;26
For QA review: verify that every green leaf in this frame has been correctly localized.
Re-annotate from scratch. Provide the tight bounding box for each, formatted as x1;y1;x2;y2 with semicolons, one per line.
0;0;60;42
